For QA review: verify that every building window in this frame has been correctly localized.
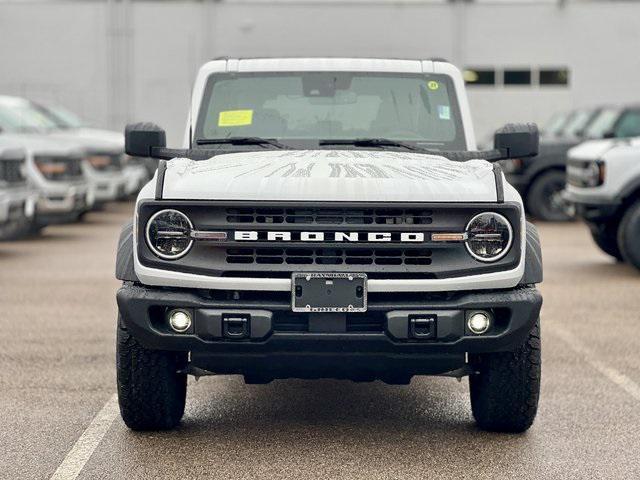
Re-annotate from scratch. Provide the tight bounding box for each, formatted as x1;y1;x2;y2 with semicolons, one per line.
504;69;531;86
540;68;569;86
463;68;496;86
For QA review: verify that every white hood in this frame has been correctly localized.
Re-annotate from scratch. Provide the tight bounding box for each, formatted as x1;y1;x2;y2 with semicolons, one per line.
64;128;124;146
160;150;499;202
568;137;640;160
47;130;123;154
0;133;83;156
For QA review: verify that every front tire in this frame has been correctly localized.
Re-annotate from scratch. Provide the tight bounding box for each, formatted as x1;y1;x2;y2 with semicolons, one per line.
0;217;41;240
589;222;623;261
116;316;188;430
469;319;541;433
526;170;573;222
617;200;640;271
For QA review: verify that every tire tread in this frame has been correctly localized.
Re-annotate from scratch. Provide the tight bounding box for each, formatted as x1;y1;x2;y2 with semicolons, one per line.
117;318;187;430
469;320;541;433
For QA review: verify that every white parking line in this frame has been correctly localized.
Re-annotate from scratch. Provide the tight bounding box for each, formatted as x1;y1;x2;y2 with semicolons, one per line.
45;325;639;480
49;394;119;480
550;325;640;401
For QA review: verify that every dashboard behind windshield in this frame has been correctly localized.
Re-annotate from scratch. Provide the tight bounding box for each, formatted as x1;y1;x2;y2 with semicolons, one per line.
195;72;466;150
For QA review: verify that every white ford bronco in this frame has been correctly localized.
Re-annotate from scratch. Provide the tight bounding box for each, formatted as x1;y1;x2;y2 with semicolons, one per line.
565;137;640;269
116;58;543;433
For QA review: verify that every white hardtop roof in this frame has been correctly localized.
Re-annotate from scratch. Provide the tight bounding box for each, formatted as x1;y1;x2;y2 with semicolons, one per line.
197;57;448;75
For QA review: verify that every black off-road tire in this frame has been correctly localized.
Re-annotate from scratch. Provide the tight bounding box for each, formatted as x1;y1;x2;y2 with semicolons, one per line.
617;200;640;271
588;221;623;261
469;319;541;433
117;316;188;430
0;217;41;240
526;170;573;222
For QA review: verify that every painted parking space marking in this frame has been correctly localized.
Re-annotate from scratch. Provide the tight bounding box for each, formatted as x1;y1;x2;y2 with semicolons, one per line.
550;325;640;401
49;394;119;480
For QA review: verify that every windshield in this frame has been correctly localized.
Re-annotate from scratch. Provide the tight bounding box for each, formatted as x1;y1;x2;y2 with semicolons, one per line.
195;72;466;150
562;109;597;138
543;112;570;136
584;108;620;138
37;105;86;129
0;97;58;133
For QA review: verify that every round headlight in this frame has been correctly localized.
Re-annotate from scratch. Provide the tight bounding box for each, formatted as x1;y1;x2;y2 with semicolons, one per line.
145;209;193;260
465;212;513;262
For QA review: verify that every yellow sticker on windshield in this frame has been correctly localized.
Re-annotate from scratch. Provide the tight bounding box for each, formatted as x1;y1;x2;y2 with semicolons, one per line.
427;81;439;90
218;109;253;127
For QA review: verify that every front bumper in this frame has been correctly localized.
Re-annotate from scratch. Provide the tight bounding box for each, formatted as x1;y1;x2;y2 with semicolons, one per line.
117;283;542;379
562;189;620;222
0;186;36;224
36;182;90;221
87;172;127;203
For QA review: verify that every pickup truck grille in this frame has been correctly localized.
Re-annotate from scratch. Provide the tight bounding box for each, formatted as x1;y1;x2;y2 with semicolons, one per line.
87;152;123;171
34;155;84;181
137;201;522;280
0;159;26;184
226;207;433;225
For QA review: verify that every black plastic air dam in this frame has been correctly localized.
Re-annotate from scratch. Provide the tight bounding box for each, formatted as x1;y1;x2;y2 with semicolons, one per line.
117;282;542;378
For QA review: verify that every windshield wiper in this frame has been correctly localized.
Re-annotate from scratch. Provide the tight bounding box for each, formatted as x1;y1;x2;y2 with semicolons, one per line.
196;137;288;149
319;138;425;152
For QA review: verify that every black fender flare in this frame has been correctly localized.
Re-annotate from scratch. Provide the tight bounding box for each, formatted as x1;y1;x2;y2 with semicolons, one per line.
520;221;543;285
115;221;139;282
618;176;640;206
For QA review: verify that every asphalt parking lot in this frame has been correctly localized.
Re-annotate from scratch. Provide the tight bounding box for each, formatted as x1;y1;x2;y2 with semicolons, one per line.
1;201;640;480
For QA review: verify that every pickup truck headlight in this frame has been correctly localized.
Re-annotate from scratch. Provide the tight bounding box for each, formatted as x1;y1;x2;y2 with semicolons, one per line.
35;157;69;179
87;155;112;170
567;160;605;188
145;209;193;260
465;212;513;262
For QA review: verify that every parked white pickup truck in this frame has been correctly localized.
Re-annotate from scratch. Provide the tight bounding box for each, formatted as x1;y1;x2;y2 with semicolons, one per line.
33;102;151;198
0;96;92;229
115;58;543;433
0;140;37;239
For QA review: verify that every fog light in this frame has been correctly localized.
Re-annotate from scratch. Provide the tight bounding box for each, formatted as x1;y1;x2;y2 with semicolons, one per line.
168;309;192;333
467;311;491;335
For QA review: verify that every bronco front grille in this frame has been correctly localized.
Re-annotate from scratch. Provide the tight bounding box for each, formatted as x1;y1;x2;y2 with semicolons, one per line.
137;201;522;280
226;207;433;225
226;247;433;266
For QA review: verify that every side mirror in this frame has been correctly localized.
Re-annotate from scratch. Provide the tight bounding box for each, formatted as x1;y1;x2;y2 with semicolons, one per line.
125;122;166;157
494;123;539;159
603;130;616;139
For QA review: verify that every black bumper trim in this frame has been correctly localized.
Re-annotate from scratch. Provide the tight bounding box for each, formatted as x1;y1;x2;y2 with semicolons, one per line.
572;201;620;222
117;283;542;369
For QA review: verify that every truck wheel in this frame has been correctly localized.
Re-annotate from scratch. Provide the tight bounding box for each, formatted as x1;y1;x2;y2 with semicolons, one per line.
116;316;188;430
617;200;640;271
526;171;572;222
0;218;38;240
469;319;541;433
589;222;623;261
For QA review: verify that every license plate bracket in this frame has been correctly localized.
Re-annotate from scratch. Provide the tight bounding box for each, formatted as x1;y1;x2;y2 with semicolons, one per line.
292;273;367;313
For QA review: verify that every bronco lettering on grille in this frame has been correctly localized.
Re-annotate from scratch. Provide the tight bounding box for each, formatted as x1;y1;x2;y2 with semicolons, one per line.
233;231;426;242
